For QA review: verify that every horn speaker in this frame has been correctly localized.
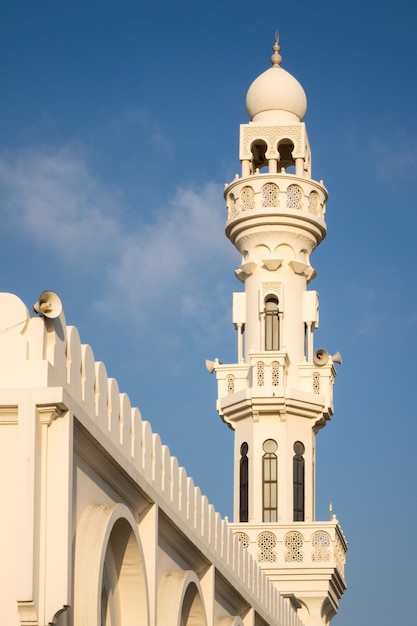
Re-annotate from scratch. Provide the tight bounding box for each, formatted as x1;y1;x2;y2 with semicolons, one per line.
331;351;343;365
313;349;329;366
314;349;343;366
205;358;223;374
33;290;63;319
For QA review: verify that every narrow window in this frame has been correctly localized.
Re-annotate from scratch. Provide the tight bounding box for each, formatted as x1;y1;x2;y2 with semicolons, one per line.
265;296;279;350
239;442;249;522
293;441;305;521
262;439;278;522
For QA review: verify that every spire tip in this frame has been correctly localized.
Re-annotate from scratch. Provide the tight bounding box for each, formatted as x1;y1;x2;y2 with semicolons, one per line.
271;32;282;67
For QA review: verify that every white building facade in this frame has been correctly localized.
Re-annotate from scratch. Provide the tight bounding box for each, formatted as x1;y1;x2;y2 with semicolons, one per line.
0;39;346;626
0;291;304;626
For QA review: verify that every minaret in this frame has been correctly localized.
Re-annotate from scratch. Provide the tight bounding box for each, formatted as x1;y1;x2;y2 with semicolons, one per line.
210;38;347;625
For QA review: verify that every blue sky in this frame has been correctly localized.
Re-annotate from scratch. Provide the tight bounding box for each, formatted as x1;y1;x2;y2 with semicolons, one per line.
1;1;417;624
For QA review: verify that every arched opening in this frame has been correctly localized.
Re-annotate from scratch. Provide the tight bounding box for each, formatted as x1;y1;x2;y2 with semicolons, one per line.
293;441;305;521
250;140;268;172
264;296;279;350
277;140;295;172
74;504;149;626
239;442;249;522
262;439;278;522
181;582;206;626
158;571;207;626
101;518;148;626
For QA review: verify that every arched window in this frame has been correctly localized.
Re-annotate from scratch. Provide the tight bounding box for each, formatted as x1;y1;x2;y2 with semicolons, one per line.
277;140;295;171
262;439;278;522
264;296;279;350
239;442;249;522
293;441;305;521
251;140;268;171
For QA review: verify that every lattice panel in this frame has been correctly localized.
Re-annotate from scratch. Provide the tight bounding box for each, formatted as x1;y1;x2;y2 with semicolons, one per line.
257;531;277;563
312;371;320;394
286;184;303;210
311;531;331;562
284;531;304;562
271;361;280;386
227;374;235;395
261;183;280;207
256;361;265;386
236;532;250;549
308;191;320;215
240;186;255;211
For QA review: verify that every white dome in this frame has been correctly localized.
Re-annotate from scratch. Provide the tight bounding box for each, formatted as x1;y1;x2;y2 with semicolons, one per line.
246;41;307;123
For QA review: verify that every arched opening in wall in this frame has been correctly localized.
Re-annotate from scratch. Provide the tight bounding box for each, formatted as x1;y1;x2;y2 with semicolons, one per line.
239;442;249;522
262;439;278;522
277;140;295;172
101;549;118;626
250;140;268;172
264;296;279;350
101;517;148;626
181;582;207;626
293;441;305;521
74;504;149;626
158;571;207;626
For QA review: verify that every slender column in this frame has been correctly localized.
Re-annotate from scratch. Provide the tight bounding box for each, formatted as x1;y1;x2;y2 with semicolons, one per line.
242;160;251;177
295;157;304;176
269;158;278;173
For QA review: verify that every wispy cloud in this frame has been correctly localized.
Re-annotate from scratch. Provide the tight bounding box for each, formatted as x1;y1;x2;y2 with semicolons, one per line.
0;144;123;264
0;144;237;330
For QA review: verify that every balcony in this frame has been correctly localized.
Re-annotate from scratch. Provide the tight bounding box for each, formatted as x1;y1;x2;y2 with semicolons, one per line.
229;519;347;612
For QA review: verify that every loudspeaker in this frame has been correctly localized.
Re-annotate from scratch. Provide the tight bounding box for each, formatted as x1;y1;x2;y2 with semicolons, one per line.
33;290;63;319
331;351;342;365
313;349;329;366
205;359;222;374
313;349;343;366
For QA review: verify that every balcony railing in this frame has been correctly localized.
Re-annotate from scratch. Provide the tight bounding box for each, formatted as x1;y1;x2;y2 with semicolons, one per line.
229;520;347;580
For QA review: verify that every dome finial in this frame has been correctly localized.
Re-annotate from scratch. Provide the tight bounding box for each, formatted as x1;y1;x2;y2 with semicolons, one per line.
271;32;282;67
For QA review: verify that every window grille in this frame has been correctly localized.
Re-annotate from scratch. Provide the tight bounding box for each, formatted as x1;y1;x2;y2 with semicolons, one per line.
313;371;320;394
312;531;331;562
284;531;304;562
256;361;265;386
241;186;255;211
286;184;303;210
308;191;320;215
257;531;277;563
271;361;280;386
236;532;250;549
261;183;279;207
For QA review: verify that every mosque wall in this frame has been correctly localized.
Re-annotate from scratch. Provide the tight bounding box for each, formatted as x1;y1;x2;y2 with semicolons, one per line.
0;292;303;626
